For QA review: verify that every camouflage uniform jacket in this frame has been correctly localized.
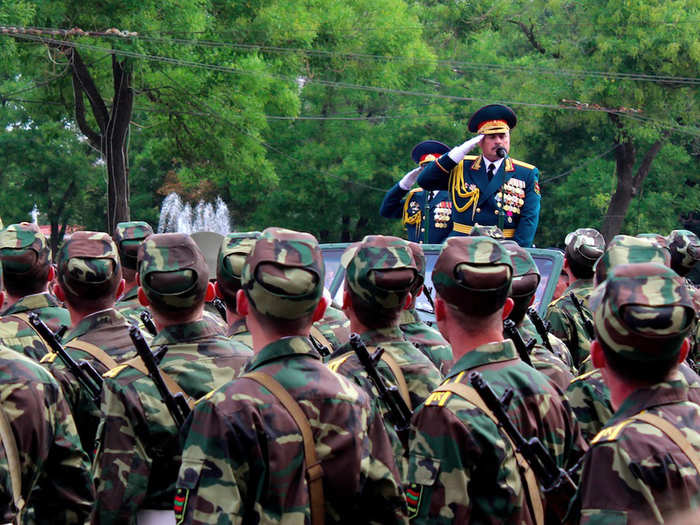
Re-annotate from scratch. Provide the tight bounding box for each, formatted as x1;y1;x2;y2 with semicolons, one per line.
545;279;596;368
226;318;253;349
0;292;70;361
92;319;253;524
311;304;350;355
41;308;138;455
115;285;146;326
407;368;535;524
175;336;407;525
517;317;575;392
399;309;453;374
571;378;700;524
566;362;700;443
0;345;93;524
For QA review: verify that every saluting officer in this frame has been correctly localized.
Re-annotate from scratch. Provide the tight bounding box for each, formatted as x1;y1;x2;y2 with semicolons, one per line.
380;140;453;244
417;104;541;247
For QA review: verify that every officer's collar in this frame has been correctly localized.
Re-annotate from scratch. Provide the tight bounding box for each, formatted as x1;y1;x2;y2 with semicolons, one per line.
482;155;505;172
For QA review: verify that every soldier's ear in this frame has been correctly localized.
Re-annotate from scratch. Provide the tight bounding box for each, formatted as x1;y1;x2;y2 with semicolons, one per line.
501;297;514;319
528;295;536;306
115;279;125;300
312;295;329;323
435;297;447;322
204;282;215;302
403;293;413;310
591;340;606;369
137;287;150;307
136;273;141;286
678;338;690;365
46;265;55;283
342;289;351;311
214;281;224;300
0;291;4;310
53;283;65;302
236;289;249;317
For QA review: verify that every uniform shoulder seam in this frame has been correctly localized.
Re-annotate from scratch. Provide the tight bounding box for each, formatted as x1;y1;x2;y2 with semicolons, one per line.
511;158;535;169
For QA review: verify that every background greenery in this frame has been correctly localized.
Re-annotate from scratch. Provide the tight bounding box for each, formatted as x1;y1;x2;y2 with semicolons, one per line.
1;0;698;248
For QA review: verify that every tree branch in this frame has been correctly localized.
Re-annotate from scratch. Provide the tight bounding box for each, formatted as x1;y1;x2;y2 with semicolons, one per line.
507;19;547;55
69;48;109;133
632;132;670;189
71;73;101;150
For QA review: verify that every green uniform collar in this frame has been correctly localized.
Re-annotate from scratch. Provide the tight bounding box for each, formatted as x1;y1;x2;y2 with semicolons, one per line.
563;278;595;299
64;308;128;342
2;292;60;315
153;319;222;347
358;326;406;345
245;335;319;372
399;308;422;326
607;376;689;426
119;285;139;302
447;339;518;378
227;317;249;337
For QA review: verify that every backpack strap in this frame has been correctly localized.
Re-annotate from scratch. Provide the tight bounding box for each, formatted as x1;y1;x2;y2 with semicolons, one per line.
65;340;120;371
122;356;195;409
631;411;700;473
434;381;544;525
0;404;24;523
244;371;324;525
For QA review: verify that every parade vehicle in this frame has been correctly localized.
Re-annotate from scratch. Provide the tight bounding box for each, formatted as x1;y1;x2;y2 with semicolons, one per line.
321;243;563;323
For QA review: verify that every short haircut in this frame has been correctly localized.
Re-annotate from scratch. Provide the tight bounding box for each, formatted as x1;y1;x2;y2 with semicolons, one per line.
3;265;50;297
599;334;682;384
347;285;403;330
566;254;595;279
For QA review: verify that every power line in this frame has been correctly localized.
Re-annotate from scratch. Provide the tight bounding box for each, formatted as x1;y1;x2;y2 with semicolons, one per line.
540;144;622;184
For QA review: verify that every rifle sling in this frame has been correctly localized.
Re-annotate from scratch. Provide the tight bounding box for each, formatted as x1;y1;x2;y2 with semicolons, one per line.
434;381;544;525
64;340;120;371
309;326;332;351
123;357;195;409
0;403;24;522
368;346;412;411
631;412;700;474
243;371;324;525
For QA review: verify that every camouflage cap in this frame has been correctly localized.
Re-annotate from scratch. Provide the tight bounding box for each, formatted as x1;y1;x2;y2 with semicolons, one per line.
594;235;671;286
113;221;153;270
138;233;209;312
565;228;605;268
341;235;417;310
241;227;324;320
590;262;694;361
501;240;540;298
433;236;513;315
57;231;122;299
667;229;700;275
470;223;505;240
407;242;426;296
0;222;51;276
217;232;261;299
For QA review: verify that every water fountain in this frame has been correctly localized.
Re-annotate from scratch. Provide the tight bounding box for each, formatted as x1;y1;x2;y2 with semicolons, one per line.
30;204;39;225
157;193;231;235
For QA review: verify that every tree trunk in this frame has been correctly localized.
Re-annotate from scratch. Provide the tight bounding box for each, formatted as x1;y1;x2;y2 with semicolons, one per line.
70;49;133;233
341;215;351;242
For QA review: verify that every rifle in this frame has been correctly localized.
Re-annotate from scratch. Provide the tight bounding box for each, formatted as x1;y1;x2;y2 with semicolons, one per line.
139;310;158;337
308;333;331;359
568;292;595;340
503;319;536;368
527;307;555;354
348;334;412;438
469;371;577;523
212;298;227;323
128;325;191;429
422;284;436;313
28;312;102;403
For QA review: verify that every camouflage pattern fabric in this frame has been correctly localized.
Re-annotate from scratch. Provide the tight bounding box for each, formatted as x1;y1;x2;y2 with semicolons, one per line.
226;318;252;349
593;235;671;286
0;292;70;361
113;221;153;271
216;233;259;308
41;308;138;455
469;223;505;240
545;278;596;368
564;228;605;268
398;308;453;374
311;304;350;355
571;378;700;524
175;336;407;524
93;319;252;524
0;223;51;277
202;306;227;334
407;339;587;522
667;229;700;276
0;345;93;524
518;316;574;392
115;286;147;323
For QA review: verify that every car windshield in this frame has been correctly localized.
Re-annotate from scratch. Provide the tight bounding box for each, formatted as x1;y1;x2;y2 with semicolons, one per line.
322;247;345;292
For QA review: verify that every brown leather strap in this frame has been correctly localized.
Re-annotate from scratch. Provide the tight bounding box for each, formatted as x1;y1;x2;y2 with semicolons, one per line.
244;371;324;525
7;313;39;338
368;346;413;411
309;326;332;350
0;403;24;522
123;357;195;409
632;412;700;474
65;340;120;370
434;381;545;525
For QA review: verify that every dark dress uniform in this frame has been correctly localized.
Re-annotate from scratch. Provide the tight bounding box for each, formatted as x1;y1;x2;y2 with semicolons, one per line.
380;186;453;244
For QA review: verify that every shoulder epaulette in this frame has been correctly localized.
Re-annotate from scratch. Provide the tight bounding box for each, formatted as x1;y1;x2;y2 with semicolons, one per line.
327;354;352;373
39;352;57;364
464;155;479;160
195;388;218;405
547;294;567;308
511;158;536;170
424;389;452;407
570;369;597;384
103;364;128;379
591;419;633;444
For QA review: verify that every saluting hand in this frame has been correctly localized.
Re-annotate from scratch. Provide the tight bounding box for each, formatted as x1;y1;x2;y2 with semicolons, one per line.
399;166;423;190
448;134;484;163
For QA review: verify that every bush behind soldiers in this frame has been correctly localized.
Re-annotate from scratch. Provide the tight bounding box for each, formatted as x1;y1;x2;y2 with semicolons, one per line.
93;233;252;524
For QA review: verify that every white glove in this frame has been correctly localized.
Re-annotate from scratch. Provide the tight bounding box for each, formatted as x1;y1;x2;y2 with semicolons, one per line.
399;166;423;190
448;134;484;163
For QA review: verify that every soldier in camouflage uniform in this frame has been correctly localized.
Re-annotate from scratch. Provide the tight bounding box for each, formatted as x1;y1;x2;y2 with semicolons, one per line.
400;242;453;373
328;236;442;421
545;228;605;368
310;296;351;357
93;233;253;525
406;236;586;523
0;223;70;361
215;232;260;349
40;231;138;454
113;221;153;327
175;227;406;524
0;252;94;524
502;241;574;391
569;262;700;524
566;235;700;442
